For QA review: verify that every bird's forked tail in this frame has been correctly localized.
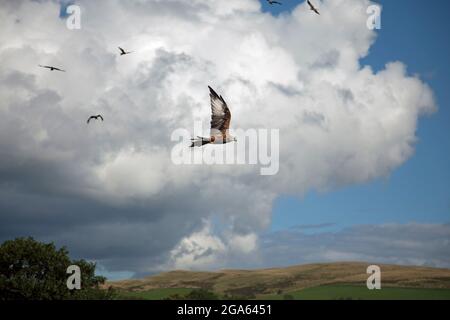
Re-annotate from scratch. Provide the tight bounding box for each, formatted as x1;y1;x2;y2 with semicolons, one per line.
190;136;211;147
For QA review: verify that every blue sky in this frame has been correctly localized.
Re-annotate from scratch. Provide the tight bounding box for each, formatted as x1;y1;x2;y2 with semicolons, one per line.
58;0;74;18
268;0;450;231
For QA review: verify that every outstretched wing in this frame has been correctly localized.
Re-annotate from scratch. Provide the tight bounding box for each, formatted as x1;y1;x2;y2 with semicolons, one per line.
209;86;231;137
98;115;104;121
87;116;93;124
118;47;126;54
307;1;320;14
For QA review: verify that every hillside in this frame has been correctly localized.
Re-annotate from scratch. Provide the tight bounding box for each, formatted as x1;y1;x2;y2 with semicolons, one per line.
106;262;450;298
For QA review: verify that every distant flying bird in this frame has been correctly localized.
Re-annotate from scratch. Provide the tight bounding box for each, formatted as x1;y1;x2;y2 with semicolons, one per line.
266;0;282;5
87;115;104;124
190;86;237;147
307;0;320;15
38;65;65;72
118;47;133;56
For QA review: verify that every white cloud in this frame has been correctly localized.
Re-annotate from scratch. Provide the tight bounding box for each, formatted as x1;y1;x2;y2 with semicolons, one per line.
169;220;227;270
168;220;259;270
0;0;438;273
228;232;258;254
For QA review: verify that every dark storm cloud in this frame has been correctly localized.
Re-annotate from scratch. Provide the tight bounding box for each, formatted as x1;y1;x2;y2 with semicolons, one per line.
0;48;212;275
0;185;213;273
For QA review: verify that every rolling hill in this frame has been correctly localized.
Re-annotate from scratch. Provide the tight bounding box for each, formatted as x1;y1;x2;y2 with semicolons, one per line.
105;262;450;299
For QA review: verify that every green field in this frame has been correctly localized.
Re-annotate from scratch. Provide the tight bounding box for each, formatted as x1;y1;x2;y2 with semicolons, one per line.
117;288;194;300
116;285;450;300
261;285;450;300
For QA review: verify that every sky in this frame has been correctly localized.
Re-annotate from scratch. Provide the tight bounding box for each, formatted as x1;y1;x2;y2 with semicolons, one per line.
270;0;450;230
0;0;449;280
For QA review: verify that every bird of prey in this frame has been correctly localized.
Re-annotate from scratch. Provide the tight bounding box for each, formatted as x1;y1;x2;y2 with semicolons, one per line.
87;115;104;124
266;0;282;5
118;47;133;56
307;0;320;15
38;65;66;72
190;86;237;147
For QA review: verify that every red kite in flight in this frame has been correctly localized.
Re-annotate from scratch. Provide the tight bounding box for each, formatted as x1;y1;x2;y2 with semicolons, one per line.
191;86;237;147
38;65;65;72
307;0;320;15
118;47;133;56
87;115;104;124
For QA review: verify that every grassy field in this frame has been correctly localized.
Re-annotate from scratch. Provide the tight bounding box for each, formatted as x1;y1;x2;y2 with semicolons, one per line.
116;288;194;300
115;285;450;300
259;285;450;300
107;262;450;300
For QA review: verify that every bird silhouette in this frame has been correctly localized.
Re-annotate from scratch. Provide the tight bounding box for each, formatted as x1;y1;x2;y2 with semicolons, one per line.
87;115;104;124
118;47;133;56
38;65;65;72
266;0;282;5
191;86;237;147
307;0;320;15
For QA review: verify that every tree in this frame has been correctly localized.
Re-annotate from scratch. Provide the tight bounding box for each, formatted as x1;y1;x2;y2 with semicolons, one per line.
184;289;220;300
165;289;220;300
0;237;115;300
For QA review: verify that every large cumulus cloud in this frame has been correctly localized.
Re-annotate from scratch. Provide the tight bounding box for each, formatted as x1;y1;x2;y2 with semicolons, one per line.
0;0;437;275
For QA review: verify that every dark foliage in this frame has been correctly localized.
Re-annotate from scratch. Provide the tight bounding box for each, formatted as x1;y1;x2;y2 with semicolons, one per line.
0;237;115;300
